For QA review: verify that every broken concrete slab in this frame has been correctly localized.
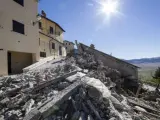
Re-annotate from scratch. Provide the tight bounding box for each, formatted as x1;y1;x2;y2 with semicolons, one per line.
31;70;78;93
66;72;86;82
81;76;111;98
38;81;82;119
87;100;102;120
23;57;65;72
23;109;42;120
110;96;124;111
134;106;147;112
128;98;160;114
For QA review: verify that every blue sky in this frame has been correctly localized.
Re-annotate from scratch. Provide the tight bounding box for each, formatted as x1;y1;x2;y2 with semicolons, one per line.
39;0;160;59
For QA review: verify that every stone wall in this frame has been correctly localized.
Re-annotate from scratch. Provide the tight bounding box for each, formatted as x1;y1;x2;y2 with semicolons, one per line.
79;43;138;79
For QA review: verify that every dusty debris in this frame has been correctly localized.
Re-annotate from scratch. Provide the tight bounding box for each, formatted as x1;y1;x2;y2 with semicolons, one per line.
128;98;160;114
0;59;80;120
23;99;35;115
134;106;147;112
0;49;160;120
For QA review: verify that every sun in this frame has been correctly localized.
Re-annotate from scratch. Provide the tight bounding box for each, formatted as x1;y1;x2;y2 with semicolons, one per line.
94;0;121;23
100;0;119;17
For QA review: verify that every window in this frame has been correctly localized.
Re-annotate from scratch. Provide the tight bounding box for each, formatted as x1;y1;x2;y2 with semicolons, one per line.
40;52;46;57
69;43;70;45
12;20;24;35
13;0;24;6
59;46;62;55
39;22;42;29
50;27;53;34
66;43;67;45
52;43;55;49
66;47;67;49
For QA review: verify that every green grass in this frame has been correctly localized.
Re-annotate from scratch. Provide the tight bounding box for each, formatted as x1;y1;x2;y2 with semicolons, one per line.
138;69;158;86
133;62;160;86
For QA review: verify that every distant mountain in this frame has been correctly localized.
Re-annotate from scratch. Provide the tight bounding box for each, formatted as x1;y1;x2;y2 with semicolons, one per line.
126;57;160;64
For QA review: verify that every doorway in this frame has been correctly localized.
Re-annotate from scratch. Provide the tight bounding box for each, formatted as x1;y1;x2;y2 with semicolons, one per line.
7;51;33;74
8;52;11;74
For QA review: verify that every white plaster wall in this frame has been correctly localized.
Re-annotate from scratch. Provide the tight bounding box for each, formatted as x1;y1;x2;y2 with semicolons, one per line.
0;0;39;53
0;0;39;75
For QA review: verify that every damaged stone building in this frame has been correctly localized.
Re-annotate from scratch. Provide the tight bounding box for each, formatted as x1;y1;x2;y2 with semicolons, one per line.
78;43;139;80
0;51;160;120
64;40;75;55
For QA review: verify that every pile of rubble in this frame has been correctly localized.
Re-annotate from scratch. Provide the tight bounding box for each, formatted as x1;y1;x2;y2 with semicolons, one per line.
0;52;160;120
0;59;80;120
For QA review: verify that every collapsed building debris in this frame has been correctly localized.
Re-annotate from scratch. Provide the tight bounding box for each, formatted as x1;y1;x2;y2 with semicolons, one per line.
0;43;160;120
0;59;80;120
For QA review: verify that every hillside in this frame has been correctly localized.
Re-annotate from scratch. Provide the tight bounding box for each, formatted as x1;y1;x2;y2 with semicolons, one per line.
127;57;160;64
126;57;160;84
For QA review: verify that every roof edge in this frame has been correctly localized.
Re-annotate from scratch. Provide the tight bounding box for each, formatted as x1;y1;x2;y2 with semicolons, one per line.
79;43;140;68
41;15;65;32
39;31;64;45
64;40;75;45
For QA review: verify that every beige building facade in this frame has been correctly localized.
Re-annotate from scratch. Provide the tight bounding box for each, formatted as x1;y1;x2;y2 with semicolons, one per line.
0;0;39;75
64;40;75;55
39;11;66;59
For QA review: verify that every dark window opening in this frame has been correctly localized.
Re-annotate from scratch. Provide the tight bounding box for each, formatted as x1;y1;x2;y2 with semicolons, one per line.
66;47;67;49
40;52;46;57
8;52;12;74
13;20;24;35
39;22;42;29
69;43;70;45
50;27;54;34
59;46;62;55
52;43;55;49
13;0;24;6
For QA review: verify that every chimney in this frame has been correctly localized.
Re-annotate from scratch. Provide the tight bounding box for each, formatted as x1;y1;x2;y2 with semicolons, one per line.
41;10;46;17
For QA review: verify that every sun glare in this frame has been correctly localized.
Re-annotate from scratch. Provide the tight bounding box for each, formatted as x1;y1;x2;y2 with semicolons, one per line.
101;0;118;14
95;0;121;23
100;0;119;17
